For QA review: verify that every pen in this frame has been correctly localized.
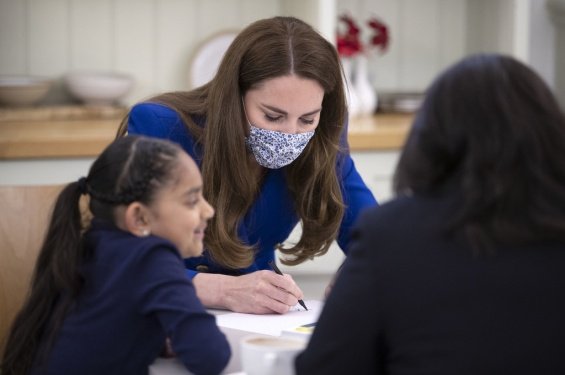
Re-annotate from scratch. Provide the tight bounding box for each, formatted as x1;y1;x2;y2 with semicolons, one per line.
268;260;308;311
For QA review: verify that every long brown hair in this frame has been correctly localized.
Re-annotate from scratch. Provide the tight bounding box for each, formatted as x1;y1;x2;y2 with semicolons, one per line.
1;136;184;374
117;16;346;268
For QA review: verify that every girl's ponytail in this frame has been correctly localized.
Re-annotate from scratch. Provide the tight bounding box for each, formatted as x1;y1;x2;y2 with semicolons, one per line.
43;179;88;294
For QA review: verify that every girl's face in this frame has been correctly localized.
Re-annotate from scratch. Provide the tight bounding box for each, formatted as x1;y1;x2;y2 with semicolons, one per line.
146;153;214;258
243;74;324;134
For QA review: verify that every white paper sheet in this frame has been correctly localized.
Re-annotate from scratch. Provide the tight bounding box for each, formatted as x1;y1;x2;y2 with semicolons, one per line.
214;300;324;336
148;358;244;375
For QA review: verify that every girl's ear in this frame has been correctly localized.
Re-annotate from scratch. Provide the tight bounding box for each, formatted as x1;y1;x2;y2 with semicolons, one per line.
123;202;151;237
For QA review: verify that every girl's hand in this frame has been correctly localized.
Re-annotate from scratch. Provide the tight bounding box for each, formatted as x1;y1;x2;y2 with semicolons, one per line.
160;338;176;358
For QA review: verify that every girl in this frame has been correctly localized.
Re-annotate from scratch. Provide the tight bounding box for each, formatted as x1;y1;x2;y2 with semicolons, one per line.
1;136;230;375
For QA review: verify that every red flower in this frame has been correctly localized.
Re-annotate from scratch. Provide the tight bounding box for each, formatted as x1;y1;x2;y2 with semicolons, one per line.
337;14;363;57
368;17;389;53
336;14;389;57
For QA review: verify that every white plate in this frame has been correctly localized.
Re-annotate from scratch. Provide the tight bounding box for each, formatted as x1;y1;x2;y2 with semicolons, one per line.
188;31;238;89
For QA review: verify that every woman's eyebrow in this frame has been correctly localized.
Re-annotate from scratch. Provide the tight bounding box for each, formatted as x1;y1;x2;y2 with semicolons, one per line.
183;186;202;196
262;104;322;117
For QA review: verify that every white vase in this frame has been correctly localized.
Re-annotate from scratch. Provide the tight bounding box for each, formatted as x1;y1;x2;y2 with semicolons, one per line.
341;57;361;118
353;54;377;116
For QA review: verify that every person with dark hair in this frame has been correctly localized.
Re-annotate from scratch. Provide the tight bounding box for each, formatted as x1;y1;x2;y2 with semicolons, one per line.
1;136;230;375
295;53;565;374
116;16;377;314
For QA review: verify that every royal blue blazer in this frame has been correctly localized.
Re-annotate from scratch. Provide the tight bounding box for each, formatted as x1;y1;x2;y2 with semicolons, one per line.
127;103;377;278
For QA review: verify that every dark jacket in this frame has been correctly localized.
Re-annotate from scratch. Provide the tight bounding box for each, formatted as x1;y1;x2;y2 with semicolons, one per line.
296;191;565;374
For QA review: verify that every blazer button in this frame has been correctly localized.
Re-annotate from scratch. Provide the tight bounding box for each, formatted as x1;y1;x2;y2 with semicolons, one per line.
196;265;209;272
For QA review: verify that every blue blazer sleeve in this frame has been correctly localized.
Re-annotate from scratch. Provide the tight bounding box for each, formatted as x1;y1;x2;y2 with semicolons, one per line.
336;116;378;253
128;103;200;161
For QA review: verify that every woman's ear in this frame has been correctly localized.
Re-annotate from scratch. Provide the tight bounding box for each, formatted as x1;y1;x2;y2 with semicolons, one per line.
123;202;151;237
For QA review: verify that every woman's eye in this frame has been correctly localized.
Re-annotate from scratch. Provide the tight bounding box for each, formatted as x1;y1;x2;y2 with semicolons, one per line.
186;199;199;208
301;118;315;125
265;114;282;122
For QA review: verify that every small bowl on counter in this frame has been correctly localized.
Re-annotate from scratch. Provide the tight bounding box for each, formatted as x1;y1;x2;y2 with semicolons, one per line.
64;71;134;105
377;92;425;113
0;76;53;107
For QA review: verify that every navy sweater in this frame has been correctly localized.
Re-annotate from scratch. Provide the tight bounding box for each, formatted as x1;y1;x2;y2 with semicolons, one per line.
31;220;230;375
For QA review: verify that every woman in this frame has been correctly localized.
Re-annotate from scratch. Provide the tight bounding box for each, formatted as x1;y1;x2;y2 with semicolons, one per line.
117;16;377;314
2;136;230;375
295;54;565;374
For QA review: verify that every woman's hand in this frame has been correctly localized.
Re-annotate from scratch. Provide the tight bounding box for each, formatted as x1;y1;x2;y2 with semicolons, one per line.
193;271;304;314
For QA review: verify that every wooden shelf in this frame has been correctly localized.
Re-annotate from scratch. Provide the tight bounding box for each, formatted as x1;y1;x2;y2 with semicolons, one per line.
348;113;412;151
0;109;413;160
0;119;122;159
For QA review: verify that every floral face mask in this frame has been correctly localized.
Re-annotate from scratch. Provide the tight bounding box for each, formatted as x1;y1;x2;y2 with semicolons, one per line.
242;99;315;169
244;125;315;169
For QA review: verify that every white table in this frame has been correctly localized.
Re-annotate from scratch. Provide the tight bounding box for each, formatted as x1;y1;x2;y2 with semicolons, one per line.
149;300;322;374
149;323;265;374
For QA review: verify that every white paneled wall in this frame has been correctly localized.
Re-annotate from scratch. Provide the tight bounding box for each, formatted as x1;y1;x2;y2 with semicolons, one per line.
336;0;467;92
1;0;551;104
0;0;555;105
336;0;554;92
0;0;281;104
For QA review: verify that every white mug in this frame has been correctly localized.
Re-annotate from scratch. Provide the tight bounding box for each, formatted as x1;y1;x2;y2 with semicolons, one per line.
240;334;307;375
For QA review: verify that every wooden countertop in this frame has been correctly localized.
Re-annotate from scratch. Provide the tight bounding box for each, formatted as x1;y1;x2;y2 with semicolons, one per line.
347;113;412;151
0;105;127;159
0;106;412;160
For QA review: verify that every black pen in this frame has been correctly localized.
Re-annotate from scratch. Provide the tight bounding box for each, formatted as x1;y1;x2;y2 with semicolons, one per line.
268;260;308;311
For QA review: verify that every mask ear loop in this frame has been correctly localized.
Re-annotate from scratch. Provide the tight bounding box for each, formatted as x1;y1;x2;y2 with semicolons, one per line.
241;97;254;154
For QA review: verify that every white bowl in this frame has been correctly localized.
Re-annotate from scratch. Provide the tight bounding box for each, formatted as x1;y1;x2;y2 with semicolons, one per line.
64;71;134;105
0;76;52;107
